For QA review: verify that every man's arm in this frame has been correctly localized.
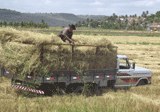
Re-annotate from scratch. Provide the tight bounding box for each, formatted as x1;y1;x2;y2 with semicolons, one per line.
62;28;74;44
64;35;74;44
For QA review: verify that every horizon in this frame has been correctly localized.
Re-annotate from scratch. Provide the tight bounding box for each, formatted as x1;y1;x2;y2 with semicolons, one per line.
0;0;160;16
0;8;159;16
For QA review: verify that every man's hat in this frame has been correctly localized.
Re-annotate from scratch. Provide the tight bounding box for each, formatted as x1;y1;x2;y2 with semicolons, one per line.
69;24;76;30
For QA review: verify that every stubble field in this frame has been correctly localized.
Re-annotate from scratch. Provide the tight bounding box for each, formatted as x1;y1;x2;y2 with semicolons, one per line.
0;28;160;112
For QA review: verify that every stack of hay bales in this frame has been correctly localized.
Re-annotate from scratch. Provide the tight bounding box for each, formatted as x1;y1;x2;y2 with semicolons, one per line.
0;28;117;78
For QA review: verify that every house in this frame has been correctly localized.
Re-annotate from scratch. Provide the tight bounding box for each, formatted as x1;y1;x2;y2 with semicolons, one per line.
148;23;160;31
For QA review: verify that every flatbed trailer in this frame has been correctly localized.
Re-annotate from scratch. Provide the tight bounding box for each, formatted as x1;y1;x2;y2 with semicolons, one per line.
1;43;152;95
10;43;118;95
12;69;117;95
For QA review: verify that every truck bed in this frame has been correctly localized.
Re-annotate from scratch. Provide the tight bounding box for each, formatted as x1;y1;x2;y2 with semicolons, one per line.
20;69;117;87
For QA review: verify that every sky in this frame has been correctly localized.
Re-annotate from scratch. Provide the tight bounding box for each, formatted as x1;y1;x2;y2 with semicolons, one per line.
0;0;160;15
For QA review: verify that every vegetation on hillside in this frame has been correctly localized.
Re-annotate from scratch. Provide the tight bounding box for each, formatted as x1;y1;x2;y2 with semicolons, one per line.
0;9;83;26
0;20;49;28
76;11;160;30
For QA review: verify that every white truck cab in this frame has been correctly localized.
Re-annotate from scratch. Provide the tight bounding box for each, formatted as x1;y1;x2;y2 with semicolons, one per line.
115;55;152;87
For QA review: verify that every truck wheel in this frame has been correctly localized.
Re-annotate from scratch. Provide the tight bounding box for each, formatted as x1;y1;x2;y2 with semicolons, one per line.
94;85;102;96
66;84;83;94
38;83;55;96
107;80;116;90
73;86;83;94
82;84;102;96
137;80;147;86
82;84;95;96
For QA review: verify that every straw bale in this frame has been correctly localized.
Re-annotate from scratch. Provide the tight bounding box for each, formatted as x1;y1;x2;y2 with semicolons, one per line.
0;28;117;79
0;28;63;45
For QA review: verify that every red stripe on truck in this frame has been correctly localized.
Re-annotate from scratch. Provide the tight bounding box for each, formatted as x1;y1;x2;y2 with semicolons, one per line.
117;73;130;76
121;78;139;83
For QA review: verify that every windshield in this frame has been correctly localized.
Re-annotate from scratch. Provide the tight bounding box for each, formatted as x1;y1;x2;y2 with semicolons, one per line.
119;58;130;69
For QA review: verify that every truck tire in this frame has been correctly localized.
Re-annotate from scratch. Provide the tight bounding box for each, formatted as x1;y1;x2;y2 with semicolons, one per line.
137;80;147;86
107;80;116;89
66;83;83;94
94;85;102;96
74;86;83;93
38;83;55;96
82;83;102;96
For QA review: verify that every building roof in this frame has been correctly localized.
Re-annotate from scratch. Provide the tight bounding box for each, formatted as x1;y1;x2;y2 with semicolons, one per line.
149;23;160;28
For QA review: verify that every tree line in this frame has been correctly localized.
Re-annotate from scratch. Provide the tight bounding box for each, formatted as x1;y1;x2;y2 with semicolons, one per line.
76;11;160;30
0;20;49;28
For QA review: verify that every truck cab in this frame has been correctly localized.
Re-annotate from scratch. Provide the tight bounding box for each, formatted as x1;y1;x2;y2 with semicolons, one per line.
115;55;152;87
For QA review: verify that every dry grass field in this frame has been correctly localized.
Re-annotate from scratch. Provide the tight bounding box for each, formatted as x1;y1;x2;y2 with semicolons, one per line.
0;28;160;112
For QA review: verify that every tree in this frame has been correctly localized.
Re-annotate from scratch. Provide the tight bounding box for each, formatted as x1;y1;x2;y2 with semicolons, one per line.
40;19;49;28
0;22;2;27
76;21;81;27
142;11;147;18
13;22;20;27
75;10;158;31
9;22;13;26
20;21;25;27
3;21;7;27
90;20;99;28
146;11;149;15
134;14;137;17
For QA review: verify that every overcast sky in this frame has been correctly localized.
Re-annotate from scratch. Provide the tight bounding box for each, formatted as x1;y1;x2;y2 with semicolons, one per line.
0;0;160;15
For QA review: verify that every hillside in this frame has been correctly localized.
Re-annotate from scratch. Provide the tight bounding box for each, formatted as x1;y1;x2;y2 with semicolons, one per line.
78;15;106;20
0;9;83;26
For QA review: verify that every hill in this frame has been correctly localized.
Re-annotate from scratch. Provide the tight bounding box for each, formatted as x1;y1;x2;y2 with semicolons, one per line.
0;9;83;26
78;15;106;20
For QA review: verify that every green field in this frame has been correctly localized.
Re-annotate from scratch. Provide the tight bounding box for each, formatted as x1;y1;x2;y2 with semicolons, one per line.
0;27;160;112
18;27;160;37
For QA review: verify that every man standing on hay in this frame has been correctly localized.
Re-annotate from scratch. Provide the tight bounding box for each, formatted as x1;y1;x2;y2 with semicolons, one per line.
58;24;76;44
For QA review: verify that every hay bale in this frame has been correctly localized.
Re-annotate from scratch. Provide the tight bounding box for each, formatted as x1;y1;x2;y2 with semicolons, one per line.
0;28;117;79
0;28;63;45
0;42;40;77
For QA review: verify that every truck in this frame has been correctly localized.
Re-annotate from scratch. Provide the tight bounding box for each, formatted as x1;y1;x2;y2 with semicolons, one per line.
115;55;152;88
0;44;152;95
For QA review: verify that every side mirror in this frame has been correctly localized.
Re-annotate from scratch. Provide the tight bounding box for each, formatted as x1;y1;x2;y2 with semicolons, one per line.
132;62;135;69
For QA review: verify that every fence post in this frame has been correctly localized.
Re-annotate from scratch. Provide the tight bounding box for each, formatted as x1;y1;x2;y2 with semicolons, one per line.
0;66;5;77
0;66;2;77
71;45;75;60
39;44;44;64
95;46;100;55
